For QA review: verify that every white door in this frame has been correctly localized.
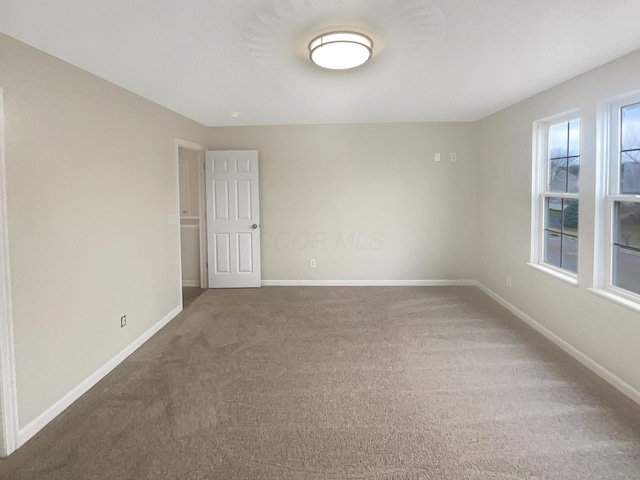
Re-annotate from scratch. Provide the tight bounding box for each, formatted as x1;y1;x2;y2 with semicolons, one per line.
205;150;261;288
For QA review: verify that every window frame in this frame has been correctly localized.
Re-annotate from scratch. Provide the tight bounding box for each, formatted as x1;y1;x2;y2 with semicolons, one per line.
595;91;640;308
530;110;581;285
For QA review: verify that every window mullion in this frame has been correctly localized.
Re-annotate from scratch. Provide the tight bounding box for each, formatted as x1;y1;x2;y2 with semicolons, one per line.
609;194;640;204
565;123;570;193
542;192;579;200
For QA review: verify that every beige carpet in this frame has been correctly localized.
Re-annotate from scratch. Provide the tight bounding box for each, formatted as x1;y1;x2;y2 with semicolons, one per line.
2;286;640;479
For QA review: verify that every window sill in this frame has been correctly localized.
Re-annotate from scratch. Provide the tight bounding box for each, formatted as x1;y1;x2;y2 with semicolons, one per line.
588;288;640;315
527;263;579;286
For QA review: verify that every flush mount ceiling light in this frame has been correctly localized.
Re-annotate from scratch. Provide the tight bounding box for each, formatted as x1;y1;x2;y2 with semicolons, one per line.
309;32;373;70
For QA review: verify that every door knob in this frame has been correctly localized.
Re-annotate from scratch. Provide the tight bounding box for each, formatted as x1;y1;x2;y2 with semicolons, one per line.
251;224;258;229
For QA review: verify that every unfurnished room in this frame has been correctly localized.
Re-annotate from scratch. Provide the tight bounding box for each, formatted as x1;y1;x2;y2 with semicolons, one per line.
1;1;640;479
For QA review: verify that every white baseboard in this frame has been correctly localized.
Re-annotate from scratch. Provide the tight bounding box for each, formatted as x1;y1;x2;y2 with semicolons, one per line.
17;304;183;447
475;281;640;407
181;280;200;287
261;279;476;287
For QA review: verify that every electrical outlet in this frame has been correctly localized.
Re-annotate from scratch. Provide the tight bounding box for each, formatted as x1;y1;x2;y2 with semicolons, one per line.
450;152;457;162
120;315;127;328
309;258;316;268
434;152;441;162
506;276;512;288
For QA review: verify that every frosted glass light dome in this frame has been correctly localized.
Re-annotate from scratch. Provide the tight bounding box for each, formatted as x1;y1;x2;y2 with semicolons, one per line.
309;32;373;70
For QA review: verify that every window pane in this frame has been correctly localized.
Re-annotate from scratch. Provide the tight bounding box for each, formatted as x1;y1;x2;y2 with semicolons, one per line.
616;201;640;250
546;120;579;193
544;231;562;268
549;158;568;192
613;246;640;296
569;119;580;156
621;102;640;151
562;236;578;273
549;122;569;158
546;198;562;232
562;199;579;236
621;151;640;194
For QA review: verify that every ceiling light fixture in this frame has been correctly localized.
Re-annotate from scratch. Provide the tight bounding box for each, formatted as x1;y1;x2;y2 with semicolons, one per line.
309;32;373;70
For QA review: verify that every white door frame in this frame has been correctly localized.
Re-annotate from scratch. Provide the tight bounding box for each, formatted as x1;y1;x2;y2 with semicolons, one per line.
174;139;208;292
0;87;19;457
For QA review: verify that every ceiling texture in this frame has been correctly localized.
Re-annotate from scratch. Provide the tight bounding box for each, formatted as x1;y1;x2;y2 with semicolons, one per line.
2;0;640;126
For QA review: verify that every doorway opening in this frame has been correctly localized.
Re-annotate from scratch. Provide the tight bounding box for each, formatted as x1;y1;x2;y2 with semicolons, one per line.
175;140;207;307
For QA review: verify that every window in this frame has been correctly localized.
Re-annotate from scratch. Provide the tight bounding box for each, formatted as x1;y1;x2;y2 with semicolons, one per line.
532;112;581;280
601;94;640;301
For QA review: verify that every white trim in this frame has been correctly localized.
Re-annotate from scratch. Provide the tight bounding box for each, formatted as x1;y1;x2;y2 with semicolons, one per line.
174;139;208;298
475;282;640;407
527;262;579;286
261;279;476;287
597;91;640;301
589;287;640;315
197;150;207;289
593;98;611;290
530;119;543;264
531;110;581;277
181;280;200;288
0;87;19;458
608;195;640;203
174;139;206;151
17;304;182;448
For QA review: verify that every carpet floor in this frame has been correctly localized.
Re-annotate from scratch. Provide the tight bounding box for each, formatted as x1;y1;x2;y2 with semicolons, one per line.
1;286;640;479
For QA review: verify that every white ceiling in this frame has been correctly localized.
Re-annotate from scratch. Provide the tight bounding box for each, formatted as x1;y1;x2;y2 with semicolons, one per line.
2;0;640;127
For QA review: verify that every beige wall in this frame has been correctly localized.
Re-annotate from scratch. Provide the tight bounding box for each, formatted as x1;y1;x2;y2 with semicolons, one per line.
0;34;207;427
477;49;640;393
208;123;479;282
